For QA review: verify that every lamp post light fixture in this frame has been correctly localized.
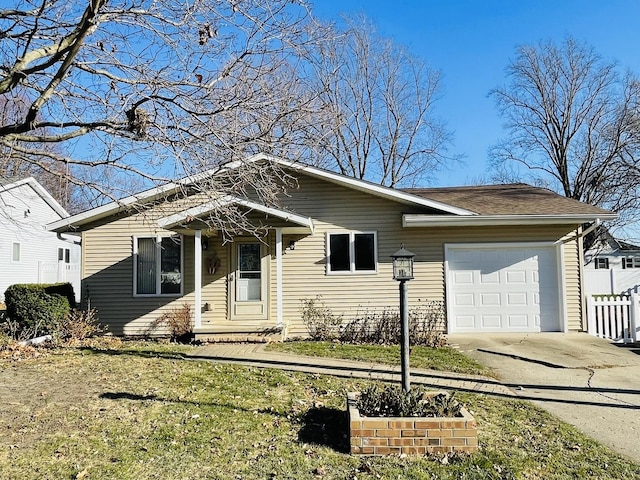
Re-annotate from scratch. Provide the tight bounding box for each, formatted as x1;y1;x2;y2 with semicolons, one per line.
391;244;415;392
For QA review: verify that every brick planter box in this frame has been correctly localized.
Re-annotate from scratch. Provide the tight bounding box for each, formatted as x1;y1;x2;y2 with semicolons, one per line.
348;392;478;456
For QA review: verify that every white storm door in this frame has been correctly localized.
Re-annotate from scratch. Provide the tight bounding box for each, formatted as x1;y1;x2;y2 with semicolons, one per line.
230;242;268;320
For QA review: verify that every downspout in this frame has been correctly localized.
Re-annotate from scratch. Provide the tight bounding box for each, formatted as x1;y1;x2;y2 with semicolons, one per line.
57;232;82;246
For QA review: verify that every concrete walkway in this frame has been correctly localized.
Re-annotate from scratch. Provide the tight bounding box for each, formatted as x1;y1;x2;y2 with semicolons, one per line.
188;343;515;397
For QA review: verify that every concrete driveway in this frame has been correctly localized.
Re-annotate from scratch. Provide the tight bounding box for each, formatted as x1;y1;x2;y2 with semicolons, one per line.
447;332;640;463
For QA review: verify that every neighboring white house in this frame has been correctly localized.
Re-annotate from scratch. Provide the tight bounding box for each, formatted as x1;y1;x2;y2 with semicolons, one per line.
0;177;81;302
584;230;640;295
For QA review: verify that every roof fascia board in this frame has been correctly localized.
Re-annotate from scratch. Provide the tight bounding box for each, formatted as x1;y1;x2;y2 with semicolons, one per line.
157;195;314;232
403;213;618;228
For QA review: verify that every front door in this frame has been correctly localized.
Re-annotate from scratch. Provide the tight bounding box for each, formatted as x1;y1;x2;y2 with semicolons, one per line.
230;241;269;320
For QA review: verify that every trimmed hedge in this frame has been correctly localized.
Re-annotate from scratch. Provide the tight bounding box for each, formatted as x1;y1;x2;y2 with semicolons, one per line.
4;283;75;339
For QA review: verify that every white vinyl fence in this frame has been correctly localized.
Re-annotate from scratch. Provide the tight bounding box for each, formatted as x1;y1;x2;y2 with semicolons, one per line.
584;269;640;295
587;293;639;343
38;262;81;303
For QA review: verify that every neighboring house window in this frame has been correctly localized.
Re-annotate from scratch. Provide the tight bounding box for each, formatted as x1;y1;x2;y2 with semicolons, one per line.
134;235;183;296
594;257;609;269
58;248;70;264
622;256;640;269
327;232;377;274
11;242;20;262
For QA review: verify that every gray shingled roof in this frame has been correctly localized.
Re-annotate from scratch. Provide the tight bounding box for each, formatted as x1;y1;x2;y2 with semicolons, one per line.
403;183;612;216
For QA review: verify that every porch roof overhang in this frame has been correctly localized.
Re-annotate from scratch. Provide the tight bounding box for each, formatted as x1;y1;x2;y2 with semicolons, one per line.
157;195;314;233
402;213;618;228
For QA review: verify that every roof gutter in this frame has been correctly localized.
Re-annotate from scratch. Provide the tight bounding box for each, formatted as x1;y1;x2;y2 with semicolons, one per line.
402;213;618;228
57;232;81;246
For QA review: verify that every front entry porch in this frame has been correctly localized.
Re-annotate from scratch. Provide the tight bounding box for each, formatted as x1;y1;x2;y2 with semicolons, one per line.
156;196;314;340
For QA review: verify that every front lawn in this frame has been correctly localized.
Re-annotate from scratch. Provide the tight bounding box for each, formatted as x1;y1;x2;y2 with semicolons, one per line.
267;340;491;376
0;340;637;479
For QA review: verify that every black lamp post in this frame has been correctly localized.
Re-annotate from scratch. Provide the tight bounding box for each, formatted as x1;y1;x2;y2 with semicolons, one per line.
391;244;415;392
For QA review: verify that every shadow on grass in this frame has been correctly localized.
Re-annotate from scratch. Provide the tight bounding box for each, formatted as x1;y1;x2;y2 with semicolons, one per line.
297;407;350;453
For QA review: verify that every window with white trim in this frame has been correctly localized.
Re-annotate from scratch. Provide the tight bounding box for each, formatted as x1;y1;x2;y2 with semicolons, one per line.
134;235;183;295
11;242;20;262
327;232;377;274
594;257;609;269
622;256;640;269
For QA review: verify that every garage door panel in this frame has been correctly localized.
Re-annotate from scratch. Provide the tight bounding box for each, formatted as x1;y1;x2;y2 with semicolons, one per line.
481;293;501;306
481;315;501;328
508;314;528;327
507;292;527;305
447;245;560;333
506;270;527;283
454;292;474;306
480;271;499;283
453;271;474;284
456;315;475;328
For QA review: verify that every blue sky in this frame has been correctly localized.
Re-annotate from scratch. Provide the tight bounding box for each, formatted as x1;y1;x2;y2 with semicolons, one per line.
311;0;640;187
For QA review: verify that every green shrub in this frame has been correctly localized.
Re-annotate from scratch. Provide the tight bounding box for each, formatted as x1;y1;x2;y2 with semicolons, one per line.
4;284;72;340
355;384;461;418
43;283;77;309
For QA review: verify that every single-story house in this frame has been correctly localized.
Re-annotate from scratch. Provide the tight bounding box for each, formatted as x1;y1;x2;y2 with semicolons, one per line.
1;176;81;302
584;229;640;294
47;154;615;338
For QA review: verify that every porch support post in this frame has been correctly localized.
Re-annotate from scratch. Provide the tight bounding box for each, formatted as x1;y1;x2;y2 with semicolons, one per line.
194;230;202;329
275;228;283;327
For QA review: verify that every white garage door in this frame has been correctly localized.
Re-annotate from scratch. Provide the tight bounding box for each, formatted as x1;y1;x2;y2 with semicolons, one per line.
446;244;561;333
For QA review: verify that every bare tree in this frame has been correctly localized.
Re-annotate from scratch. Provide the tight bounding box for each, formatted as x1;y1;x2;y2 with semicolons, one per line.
490;37;640;231
0;0;320;220
304;17;455;187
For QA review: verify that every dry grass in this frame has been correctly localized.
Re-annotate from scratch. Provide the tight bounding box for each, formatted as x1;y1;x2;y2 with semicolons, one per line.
0;340;637;479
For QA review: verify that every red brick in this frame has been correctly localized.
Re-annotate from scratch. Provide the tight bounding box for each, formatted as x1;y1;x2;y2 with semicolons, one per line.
389;438;414;446
389;420;415;429
363;437;388;446
415;420;440;429
441;420;466;429
402;446;427;455
443;437;467;446
362;420;388;429
454;429;477;437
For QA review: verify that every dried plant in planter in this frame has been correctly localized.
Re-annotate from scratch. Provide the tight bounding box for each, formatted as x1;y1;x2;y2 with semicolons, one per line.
355;384;461;418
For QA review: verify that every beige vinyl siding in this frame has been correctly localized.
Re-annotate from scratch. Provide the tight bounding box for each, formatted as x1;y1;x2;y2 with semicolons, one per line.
80;169;586;336
562;231;583;330
277;174;584;336
81;205;229;335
